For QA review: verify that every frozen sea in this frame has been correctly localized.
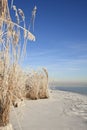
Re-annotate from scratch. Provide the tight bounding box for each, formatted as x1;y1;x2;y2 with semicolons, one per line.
50;86;87;96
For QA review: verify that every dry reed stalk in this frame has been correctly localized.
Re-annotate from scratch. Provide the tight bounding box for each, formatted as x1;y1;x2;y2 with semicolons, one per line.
0;0;36;127
38;68;49;99
26;71;39;99
8;64;26;105
0;93;10;127
25;68;49;100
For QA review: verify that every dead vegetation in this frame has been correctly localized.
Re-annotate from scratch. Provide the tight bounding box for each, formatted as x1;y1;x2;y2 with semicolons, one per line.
25;68;49;100
0;0;36;127
0;0;49;129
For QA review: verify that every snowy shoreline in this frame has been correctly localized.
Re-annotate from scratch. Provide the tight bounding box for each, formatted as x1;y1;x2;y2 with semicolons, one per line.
10;90;87;130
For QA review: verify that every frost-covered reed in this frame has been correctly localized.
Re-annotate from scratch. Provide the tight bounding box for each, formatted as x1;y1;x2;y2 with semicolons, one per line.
25;68;49;100
0;0;36;127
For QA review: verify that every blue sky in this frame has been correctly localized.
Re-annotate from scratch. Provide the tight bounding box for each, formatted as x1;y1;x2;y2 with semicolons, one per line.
9;0;87;84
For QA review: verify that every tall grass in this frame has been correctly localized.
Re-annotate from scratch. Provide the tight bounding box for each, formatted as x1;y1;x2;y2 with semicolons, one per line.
0;0;36;127
25;68;49;100
0;0;49;129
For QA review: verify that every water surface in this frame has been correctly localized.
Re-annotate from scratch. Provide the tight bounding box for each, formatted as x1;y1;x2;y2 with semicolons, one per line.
50;86;87;96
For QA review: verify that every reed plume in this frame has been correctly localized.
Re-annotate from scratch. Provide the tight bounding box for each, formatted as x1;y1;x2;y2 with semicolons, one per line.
0;0;36;127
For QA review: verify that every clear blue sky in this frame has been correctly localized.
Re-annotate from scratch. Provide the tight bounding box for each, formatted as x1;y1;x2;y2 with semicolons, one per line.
9;0;87;84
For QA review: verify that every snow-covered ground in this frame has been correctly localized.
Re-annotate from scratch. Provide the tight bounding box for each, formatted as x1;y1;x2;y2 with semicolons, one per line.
10;90;87;130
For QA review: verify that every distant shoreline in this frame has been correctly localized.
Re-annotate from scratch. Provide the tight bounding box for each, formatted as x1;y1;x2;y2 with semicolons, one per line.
50;86;87;96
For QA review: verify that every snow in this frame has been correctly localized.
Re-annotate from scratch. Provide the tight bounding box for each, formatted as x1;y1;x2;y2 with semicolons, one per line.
10;90;87;130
